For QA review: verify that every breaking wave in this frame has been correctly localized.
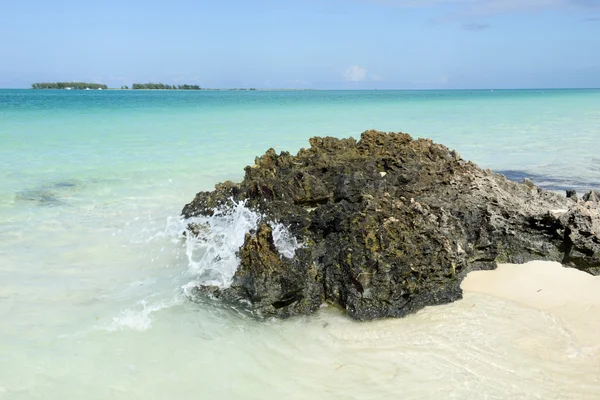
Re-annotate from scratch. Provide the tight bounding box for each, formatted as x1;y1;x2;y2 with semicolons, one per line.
105;200;302;332
107;297;183;332
182;199;302;290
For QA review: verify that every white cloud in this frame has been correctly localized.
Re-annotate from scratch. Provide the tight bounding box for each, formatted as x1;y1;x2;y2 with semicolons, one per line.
343;66;368;82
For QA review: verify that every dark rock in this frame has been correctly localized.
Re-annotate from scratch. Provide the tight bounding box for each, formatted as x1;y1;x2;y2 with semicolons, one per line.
566;190;578;201
182;130;600;320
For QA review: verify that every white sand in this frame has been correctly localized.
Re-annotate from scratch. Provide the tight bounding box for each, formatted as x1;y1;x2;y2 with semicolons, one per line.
462;261;600;348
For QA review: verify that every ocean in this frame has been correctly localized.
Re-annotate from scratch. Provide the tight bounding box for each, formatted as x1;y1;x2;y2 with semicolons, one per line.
1;89;599;399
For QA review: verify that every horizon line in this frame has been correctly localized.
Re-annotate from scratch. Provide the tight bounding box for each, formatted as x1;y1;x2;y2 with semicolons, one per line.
2;87;600;91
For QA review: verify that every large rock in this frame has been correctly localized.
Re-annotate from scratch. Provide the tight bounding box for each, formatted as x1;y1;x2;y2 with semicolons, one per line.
182;130;600;320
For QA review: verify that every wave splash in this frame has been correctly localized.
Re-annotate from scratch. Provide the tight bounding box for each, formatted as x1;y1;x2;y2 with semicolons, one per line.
182;199;302;290
107;297;183;332
106;200;302;332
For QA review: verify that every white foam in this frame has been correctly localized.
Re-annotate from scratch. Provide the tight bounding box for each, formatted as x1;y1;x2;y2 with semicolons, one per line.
271;222;303;259
182;199;302;289
183;200;260;288
107;297;182;332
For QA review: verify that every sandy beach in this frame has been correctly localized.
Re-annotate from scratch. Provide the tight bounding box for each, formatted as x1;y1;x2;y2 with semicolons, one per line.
296;260;600;399
462;261;600;350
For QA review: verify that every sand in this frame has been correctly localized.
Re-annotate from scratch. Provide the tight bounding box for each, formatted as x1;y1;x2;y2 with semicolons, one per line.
462;261;600;349
297;261;600;399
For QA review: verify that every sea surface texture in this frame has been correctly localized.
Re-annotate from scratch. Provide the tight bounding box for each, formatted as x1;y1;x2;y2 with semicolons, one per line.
1;89;599;399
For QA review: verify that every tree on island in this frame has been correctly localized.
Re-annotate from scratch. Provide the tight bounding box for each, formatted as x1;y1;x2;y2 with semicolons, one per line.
131;83;201;90
31;82;108;90
177;84;201;90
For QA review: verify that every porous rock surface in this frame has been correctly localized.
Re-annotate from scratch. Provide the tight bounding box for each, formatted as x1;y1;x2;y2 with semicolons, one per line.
182;130;600;320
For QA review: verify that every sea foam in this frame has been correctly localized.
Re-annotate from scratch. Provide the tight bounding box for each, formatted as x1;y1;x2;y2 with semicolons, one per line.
108;297;183;332
182;199;302;291
105;200;303;332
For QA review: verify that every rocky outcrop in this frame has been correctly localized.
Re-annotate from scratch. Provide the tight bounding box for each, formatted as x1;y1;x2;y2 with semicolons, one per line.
182;130;600;320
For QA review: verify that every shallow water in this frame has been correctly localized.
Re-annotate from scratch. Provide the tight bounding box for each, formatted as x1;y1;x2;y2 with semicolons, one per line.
5;296;600;400
1;89;600;399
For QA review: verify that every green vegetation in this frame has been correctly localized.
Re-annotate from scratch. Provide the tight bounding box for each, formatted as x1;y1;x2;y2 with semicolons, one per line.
131;83;201;90
31;82;108;90
29;81;313;91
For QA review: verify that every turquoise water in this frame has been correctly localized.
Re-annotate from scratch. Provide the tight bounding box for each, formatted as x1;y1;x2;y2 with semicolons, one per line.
3;89;599;196
1;89;600;399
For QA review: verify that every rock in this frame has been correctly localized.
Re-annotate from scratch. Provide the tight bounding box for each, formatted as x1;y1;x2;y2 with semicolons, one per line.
182;130;600;320
192;223;323;318
522;178;536;188
582;190;600;204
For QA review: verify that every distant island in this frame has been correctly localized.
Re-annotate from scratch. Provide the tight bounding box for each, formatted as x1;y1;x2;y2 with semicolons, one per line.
131;83;202;90
31;82;107;90
30;82;313;91
129;84;261;90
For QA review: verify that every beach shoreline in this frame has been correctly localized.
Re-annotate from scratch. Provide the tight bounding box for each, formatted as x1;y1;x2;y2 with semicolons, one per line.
462;261;600;349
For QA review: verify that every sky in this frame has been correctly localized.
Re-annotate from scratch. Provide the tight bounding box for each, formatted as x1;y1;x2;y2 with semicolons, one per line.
0;0;599;89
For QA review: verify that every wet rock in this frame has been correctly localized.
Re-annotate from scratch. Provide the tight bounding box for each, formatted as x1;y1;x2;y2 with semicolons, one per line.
182;130;600;320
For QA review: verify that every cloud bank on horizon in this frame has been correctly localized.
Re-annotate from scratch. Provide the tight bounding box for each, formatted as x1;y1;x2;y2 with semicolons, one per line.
0;0;598;89
343;66;368;82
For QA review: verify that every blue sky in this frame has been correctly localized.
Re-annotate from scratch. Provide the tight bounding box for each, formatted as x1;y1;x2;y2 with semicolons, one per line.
0;0;599;89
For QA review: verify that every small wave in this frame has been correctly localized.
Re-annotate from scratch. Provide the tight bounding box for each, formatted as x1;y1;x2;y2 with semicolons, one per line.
106;296;183;332
104;200;303;332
